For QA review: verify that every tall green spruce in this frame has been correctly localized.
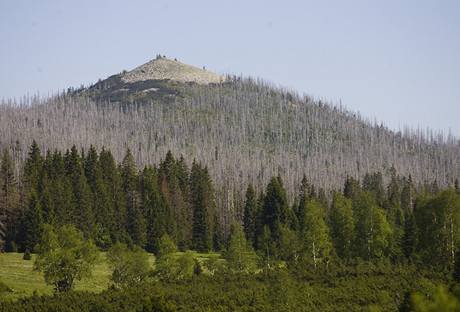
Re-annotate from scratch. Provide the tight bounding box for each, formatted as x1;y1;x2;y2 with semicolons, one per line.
84;146;113;248
259;176;289;254
99;148;126;243
65;146;95;239
121;149;146;247
20;191;43;251
158;151;191;249
243;184;257;248
140;166;167;253
190;161;215;252
19;142;44;251
0;149;20;251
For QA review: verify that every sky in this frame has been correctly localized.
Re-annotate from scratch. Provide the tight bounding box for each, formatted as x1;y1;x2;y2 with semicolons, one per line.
1;0;459;135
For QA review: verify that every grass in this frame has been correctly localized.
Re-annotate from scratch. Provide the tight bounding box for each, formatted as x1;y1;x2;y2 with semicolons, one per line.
0;251;220;301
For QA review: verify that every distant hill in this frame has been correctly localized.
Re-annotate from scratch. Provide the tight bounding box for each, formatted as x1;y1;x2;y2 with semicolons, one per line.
0;57;459;213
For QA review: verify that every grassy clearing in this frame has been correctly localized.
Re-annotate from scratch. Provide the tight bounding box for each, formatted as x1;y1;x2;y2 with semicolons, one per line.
0;251;220;301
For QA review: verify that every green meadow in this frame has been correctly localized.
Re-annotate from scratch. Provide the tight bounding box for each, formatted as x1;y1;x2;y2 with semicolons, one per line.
0;251;221;301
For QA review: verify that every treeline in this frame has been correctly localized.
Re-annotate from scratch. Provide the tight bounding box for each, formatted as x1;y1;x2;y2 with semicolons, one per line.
0;141;219;254
1;142;460;271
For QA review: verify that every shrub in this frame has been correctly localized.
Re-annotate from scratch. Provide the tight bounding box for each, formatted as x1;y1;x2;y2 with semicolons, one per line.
106;243;151;288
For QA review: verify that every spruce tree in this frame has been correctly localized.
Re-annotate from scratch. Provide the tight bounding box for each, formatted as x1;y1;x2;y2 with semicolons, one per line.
261;176;289;248
402;210;417;260
23;140;43;192
140;166;167;253
20;191;43;251
212;213;223;251
73;170;96;239
84;146;112;248
401;175;414;213
243;184;257;247
453;248;460;283
99;148;126;243
0;149;20;251
121;149;146;247
343;176;360;200
190;161;215;252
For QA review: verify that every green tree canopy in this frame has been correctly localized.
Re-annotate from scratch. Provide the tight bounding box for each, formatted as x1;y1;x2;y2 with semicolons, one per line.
301;200;332;268
34;224;98;292
330;192;355;260
225;222;258;273
106;242;151;288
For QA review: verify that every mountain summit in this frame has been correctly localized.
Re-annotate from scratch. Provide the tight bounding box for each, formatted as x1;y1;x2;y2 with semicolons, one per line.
86;56;225;102
120;56;224;85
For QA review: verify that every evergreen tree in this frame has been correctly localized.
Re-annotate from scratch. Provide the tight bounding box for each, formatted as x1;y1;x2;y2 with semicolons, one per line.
258;225;274;269
99;148;126;243
297;175;313;233
453;248;460;283
20;191;43;251
261;176;289;249
0;149;20;251
23;140;43;192
344;176;360;199
73;170;96;239
158;151;190;248
121;149;146;247
212;213;223;251
363;172;385;207
140;166;167;253
84;146;112;248
401;175;414;213
190;161;215;252
402;210;417;260
174;155;192;249
243;184;257;247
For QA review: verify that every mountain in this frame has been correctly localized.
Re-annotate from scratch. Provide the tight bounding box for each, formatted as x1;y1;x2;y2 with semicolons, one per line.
0;57;459;209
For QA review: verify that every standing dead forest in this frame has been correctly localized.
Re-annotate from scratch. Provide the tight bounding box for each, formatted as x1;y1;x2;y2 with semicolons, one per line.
1;76;460;311
0;77;459;234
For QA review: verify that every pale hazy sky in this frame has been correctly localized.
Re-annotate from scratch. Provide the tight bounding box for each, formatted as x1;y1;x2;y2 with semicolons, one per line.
1;0;459;135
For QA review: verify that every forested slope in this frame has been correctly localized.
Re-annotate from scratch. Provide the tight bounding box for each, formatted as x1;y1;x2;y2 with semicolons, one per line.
0;59;459;220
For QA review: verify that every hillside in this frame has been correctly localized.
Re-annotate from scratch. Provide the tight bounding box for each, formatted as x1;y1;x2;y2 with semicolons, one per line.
0;58;459;210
